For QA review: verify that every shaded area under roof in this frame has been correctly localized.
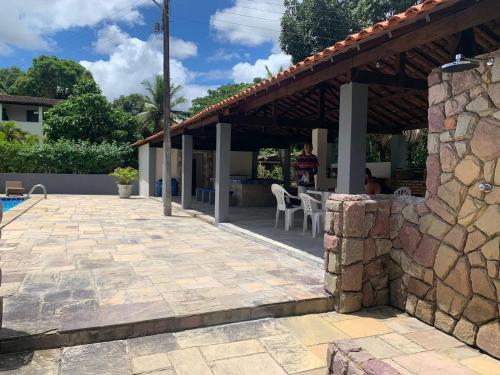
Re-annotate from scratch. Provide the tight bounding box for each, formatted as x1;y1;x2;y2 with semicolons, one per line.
134;0;500;151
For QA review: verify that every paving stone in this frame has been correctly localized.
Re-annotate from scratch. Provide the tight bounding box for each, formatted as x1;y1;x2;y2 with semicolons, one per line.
404;329;463;350
259;334;324;373
200;339;265;361
393;351;478;375
127;333;179;357
379;332;425;354
211;353;286;375
280;314;348;346
460;354;500;375
168;348;211;375
353;336;403;359
331;317;392;338
132;353;171;374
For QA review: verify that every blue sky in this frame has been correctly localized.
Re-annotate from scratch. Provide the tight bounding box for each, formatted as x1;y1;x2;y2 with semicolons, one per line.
0;0;292;109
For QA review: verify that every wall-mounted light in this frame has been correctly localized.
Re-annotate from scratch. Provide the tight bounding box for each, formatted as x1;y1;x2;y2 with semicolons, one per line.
441;54;494;73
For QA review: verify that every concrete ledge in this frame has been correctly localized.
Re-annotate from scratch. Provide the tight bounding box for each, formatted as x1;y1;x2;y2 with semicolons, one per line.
0;195;45;229
0;295;333;353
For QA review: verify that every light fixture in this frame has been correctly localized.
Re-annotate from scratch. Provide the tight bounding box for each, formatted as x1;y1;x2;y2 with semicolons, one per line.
441;54;494;73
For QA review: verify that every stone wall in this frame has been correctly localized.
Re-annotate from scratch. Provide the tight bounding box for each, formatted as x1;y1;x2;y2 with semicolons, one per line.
324;51;500;359
326;340;400;375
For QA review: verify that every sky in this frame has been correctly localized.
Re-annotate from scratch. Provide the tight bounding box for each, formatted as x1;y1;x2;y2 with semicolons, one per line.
0;0;293;110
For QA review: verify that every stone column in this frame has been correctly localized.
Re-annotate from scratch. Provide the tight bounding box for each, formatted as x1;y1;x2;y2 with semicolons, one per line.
182;134;193;209
391;134;408;177
138;144;156;197
312;128;328;190
337;83;368;194
215;123;231;224
324;195;391;313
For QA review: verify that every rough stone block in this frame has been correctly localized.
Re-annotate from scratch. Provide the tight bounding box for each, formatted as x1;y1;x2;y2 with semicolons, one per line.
442;226;467;251
428;70;442;86
452;69;481;95
374;288;389;306
413;236;440;268
389;214;404;240
455;112;478;140
445;92;469;117
390;277;405;310
463;295;497;325
444;257;471;297
436;280;467;318
343;201;365;238
487;81;500;107
464;230;487;253
371;212;390;239
428;104;445;133
407;277;430;298
429;82;451;105
324;273;338;295
470;117;500;161
475;205;500;236
434;244;460;279
466;93;493;114
375;239;392;256
362;282;374;307
402;205;419;224
341;239;364;266
438;179;467;211
415;300;435;325
364;238;376;264
333;352;349;375
434;310;456;333
455;156;482;186
326;200;343;212
324;234;340;252
453;318;477;346
338;292;362;313
419;214;452;240
470;268;496;300
328;251;340;274
426;155;441;195
427;133;440;154
405;293;418;315
476;321;500;358
481;237;499;260
341;262;363;292
398;223;421;255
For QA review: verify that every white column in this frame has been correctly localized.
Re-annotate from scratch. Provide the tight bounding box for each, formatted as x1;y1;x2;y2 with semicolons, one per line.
337;82;368;194
182;134;193;209
312;128;328;190
215;123;231;224
38;106;43;124
391;134;408;177
138;144;156;197
0;103;3;121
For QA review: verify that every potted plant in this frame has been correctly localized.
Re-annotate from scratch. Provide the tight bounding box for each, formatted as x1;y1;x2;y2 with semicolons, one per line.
110;167;138;198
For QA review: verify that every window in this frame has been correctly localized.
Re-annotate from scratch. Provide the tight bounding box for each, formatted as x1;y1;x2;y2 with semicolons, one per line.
26;110;39;122
2;108;8;121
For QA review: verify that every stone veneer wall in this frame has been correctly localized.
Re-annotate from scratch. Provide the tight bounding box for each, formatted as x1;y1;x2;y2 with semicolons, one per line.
324;50;500;359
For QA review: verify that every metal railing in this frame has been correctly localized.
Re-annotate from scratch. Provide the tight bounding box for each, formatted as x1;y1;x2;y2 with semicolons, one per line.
27;184;47;199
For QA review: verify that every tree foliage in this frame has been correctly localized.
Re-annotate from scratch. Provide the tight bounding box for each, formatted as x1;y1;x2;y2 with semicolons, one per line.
135;75;188;136
43;79;137;144
280;0;418;63
113;94;146;116
0;140;135;174
189;83;252;116
0;67;24;94
12;55;93;99
0;121;38;144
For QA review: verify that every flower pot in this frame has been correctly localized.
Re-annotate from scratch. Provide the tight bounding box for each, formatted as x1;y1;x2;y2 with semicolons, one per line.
117;184;133;199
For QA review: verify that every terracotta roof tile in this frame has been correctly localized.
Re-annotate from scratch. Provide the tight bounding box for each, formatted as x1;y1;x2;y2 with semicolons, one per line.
132;0;450;147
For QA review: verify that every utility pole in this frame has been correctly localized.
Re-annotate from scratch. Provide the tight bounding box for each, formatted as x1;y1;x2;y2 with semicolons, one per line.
153;0;172;216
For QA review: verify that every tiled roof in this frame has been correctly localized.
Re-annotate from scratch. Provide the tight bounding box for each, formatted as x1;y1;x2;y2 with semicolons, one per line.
133;0;451;147
0;94;61;106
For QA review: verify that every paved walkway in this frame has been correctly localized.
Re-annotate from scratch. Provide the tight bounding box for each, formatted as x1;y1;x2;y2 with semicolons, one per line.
1;307;498;375
0;196;330;351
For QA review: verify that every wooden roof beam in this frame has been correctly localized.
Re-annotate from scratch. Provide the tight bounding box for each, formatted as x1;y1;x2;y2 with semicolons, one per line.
352;69;427;90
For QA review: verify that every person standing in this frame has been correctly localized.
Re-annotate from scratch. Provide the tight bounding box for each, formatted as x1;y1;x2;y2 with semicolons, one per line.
294;143;319;194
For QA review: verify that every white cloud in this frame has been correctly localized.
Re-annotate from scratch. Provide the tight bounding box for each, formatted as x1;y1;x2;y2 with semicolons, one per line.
232;52;292;83
169;37;198;60
210;0;284;46
0;0;151;54
81;26;209;111
207;49;241;62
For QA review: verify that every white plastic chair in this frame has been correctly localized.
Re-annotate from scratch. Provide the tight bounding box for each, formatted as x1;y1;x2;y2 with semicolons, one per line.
394;186;411;196
299;193;325;238
271;184;302;231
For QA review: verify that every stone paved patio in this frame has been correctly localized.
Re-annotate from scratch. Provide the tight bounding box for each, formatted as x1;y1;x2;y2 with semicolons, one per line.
0;195;330;351
1;307;498;374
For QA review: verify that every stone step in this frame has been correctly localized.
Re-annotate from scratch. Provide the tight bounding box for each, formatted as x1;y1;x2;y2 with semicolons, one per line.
0;295;333;353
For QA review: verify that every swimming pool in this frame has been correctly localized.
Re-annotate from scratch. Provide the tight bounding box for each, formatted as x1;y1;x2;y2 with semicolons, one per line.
1;197;26;213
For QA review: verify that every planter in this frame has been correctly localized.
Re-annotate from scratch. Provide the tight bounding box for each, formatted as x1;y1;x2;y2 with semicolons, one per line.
117;184;133;199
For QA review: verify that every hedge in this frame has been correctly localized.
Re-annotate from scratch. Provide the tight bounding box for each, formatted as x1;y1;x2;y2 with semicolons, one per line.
0;140;137;174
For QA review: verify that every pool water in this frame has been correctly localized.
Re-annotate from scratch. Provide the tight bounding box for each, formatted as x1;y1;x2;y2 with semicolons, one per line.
1;197;26;213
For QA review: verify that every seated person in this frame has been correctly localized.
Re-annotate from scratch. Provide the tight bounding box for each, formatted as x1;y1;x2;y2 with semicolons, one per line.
365;168;381;195
365;168;393;194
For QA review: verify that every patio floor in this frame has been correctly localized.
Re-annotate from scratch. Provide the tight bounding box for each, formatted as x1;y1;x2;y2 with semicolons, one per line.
0;195;331;352
1;306;498;375
171;196;325;259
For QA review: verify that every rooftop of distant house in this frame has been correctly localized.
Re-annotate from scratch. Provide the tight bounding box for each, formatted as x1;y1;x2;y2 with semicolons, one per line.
0;94;61;107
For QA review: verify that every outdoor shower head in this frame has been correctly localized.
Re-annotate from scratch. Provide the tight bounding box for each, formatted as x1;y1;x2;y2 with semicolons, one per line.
441;54;494;73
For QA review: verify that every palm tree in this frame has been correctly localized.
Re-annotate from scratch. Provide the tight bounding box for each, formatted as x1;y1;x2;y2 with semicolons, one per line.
264;65;285;79
136;75;188;136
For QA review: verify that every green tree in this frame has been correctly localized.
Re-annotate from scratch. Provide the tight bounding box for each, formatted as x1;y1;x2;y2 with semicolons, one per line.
43;79;137;144
135;75;188;135
0;67;24;94
113;94;146;116
12;56;93;99
0;121;38;144
280;0;418;63
189;83;251;115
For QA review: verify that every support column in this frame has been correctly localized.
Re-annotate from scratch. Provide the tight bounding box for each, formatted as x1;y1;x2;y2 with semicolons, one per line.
215;123;231;224
138;144;156;197
391;134;408;177
281;148;291;190
312;128;328;190
182;134;193;209
337;82;368;194
0;103;3;121
251;151;258;179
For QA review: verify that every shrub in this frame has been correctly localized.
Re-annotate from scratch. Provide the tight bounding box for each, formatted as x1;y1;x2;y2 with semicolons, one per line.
110;167;139;185
0;140;136;174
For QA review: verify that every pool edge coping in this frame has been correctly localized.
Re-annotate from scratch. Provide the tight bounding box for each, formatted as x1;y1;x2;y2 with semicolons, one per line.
0;195;45;229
